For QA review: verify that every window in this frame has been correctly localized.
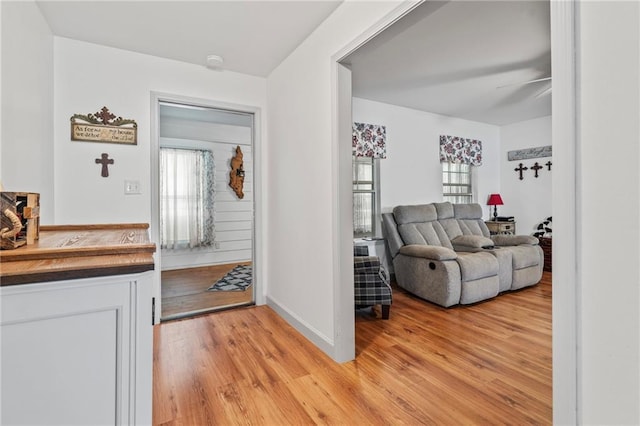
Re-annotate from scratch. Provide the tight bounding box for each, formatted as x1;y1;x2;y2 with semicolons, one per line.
442;162;473;204
353;156;379;237
160;147;215;249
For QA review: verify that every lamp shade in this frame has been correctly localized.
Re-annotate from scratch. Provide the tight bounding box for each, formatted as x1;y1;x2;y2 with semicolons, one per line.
487;193;504;206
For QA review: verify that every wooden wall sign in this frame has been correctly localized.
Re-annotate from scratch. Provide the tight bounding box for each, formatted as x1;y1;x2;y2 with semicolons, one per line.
229;146;245;199
71;106;137;145
507;145;551;161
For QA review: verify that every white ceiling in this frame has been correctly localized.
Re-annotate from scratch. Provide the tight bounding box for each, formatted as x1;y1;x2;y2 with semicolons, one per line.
36;0;343;77
344;1;551;126
36;0;550;126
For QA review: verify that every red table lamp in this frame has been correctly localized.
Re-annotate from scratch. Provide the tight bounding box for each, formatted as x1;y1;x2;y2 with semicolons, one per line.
487;193;504;221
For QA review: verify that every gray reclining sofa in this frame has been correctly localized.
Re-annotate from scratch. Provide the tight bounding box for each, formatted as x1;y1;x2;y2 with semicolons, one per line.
382;202;543;307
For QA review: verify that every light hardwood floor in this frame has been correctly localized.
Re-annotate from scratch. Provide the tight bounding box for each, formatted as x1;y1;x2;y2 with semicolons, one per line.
153;272;552;425
161;262;253;320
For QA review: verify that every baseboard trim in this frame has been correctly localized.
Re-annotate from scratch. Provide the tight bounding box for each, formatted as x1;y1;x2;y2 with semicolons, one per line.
266;295;336;359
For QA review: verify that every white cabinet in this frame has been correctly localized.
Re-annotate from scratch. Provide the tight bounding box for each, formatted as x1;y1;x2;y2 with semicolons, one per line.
1;273;152;426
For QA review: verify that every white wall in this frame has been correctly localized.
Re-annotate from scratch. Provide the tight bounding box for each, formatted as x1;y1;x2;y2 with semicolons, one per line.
51;38;267;319
353;97;500;217
266;1;405;359
53;37;267;225
1;1;54;223
577;1;640;423
0;2;2;175
500;116;551;235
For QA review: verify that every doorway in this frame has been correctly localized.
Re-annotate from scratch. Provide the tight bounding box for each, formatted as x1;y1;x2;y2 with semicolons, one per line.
332;1;577;421
156;101;255;320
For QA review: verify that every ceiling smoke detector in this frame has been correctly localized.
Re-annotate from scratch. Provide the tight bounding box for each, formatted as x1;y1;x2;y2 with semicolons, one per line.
206;55;224;71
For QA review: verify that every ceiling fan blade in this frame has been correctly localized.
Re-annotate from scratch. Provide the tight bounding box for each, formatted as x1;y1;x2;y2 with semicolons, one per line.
535;86;552;98
497;76;552;89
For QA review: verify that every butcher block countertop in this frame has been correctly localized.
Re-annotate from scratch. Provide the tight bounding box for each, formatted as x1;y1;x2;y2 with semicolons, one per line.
0;223;156;286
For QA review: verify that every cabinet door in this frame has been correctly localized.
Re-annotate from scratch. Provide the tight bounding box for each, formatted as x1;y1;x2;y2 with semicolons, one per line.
1;274;151;426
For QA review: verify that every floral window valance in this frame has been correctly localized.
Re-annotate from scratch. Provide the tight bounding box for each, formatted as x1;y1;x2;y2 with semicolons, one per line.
439;135;482;166
353;122;386;159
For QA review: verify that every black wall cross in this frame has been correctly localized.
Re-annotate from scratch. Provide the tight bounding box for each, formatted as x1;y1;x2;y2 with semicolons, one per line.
95;153;114;177
546;161;552;171
515;163;528;180
531;162;543;178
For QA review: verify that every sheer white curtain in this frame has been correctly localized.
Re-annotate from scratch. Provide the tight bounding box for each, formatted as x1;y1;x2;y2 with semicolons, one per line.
160;148;215;249
353;157;375;236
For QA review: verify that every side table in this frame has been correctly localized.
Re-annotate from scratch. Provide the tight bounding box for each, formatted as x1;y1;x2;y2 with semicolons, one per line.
485;220;516;235
539;237;552;272
354;237;390;274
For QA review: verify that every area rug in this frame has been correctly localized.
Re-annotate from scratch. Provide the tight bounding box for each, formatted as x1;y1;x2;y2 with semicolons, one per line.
207;265;252;292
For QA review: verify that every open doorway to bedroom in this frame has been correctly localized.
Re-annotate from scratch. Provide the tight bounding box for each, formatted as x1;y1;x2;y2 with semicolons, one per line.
335;0;554;418
158;102;255;320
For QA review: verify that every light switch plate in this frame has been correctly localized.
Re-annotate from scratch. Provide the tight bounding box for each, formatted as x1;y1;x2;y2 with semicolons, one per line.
124;180;141;194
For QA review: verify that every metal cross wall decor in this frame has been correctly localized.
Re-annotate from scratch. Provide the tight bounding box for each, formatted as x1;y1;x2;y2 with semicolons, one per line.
514;163;528;180
95;153;114;177
531;162;543;178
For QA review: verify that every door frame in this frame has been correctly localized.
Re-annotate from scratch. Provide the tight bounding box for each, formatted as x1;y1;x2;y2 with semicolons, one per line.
150;92;264;323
